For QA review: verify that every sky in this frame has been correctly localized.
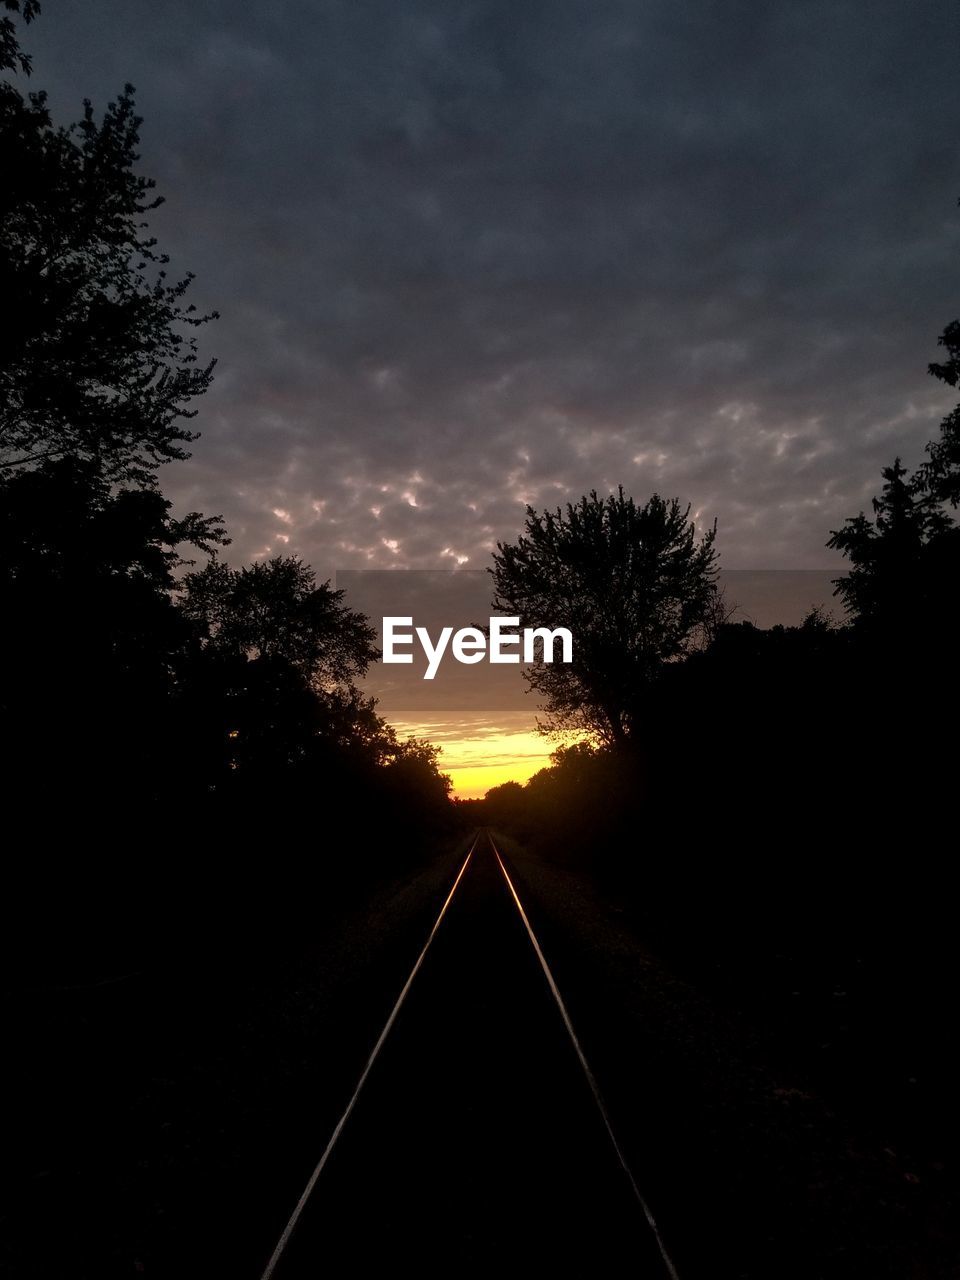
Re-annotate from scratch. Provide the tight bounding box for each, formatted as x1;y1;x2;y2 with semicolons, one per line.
16;1;960;793
342;568;840;797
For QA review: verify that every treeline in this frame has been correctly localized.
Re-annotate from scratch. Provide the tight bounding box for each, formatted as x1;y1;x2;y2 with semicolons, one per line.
0;6;451;977
0;462;452;847
480;352;960;1160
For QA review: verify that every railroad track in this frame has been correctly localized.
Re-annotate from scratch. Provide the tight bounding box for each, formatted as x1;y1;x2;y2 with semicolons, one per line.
260;830;679;1278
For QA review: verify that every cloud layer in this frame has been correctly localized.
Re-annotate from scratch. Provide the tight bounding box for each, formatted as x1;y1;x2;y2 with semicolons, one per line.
24;0;960;572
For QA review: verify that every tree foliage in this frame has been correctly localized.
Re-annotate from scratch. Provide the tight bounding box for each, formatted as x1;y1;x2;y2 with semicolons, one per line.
174;557;453;792
179;557;379;689
0;10;452;835
828;307;960;640
827;457;954;629
490;487;719;745
923;317;960;506
0;457;228;808
1;15;216;484
1;0;39;76
1;456;227;591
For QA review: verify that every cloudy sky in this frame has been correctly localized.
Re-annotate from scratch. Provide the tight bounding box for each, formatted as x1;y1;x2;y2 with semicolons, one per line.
19;2;959;794
21;0;960;581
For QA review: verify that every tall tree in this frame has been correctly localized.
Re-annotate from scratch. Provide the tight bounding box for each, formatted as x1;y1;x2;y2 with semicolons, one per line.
0;456;226;806
0;3;229;816
0;2;216;485
179;557;379;689
828;457;953;629
490;488;719;745
922;317;960;507
1;1;39;75
177;558;384;775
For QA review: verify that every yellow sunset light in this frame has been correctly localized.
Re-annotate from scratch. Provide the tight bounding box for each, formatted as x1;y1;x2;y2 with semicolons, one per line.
392;719;556;800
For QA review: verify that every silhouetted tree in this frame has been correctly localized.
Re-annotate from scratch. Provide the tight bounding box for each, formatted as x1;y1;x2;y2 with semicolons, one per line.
176;557;392;781
384;736;452;809
1;0;39;75
490;487;719;745
828;457;955;634
0;5;216;484
922;317;960;506
312;684;404;764
0;456;226;805
483;780;527;829
0;5;237;831
179;557;378;688
0;7;455;1081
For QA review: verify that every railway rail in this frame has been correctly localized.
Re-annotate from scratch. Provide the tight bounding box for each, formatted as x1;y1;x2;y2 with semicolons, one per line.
260;830;679;1278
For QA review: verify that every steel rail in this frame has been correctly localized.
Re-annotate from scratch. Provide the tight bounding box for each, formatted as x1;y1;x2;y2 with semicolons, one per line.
258;834;479;1280
490;833;681;1280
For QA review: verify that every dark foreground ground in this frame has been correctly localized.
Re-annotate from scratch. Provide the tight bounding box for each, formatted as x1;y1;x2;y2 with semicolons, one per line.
498;835;960;1279
3;831;958;1278
272;834;668;1277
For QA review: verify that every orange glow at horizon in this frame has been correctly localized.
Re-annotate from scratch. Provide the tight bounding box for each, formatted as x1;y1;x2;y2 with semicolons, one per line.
394;717;593;799
446;753;548;799
393;718;559;799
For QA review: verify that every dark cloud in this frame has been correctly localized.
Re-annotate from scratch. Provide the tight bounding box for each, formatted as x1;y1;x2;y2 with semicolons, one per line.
22;0;960;571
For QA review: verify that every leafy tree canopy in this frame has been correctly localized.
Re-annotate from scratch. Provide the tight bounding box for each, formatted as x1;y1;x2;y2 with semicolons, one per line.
923;317;960;506
829;461;960;656
1;2;216;484
1;0;39;75
179;557;380;689
0;456;226;590
490;487;719;746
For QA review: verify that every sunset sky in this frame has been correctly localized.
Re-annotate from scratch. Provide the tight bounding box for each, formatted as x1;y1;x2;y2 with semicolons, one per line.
345;569;840;797
392;718;555;799
22;2;960;794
